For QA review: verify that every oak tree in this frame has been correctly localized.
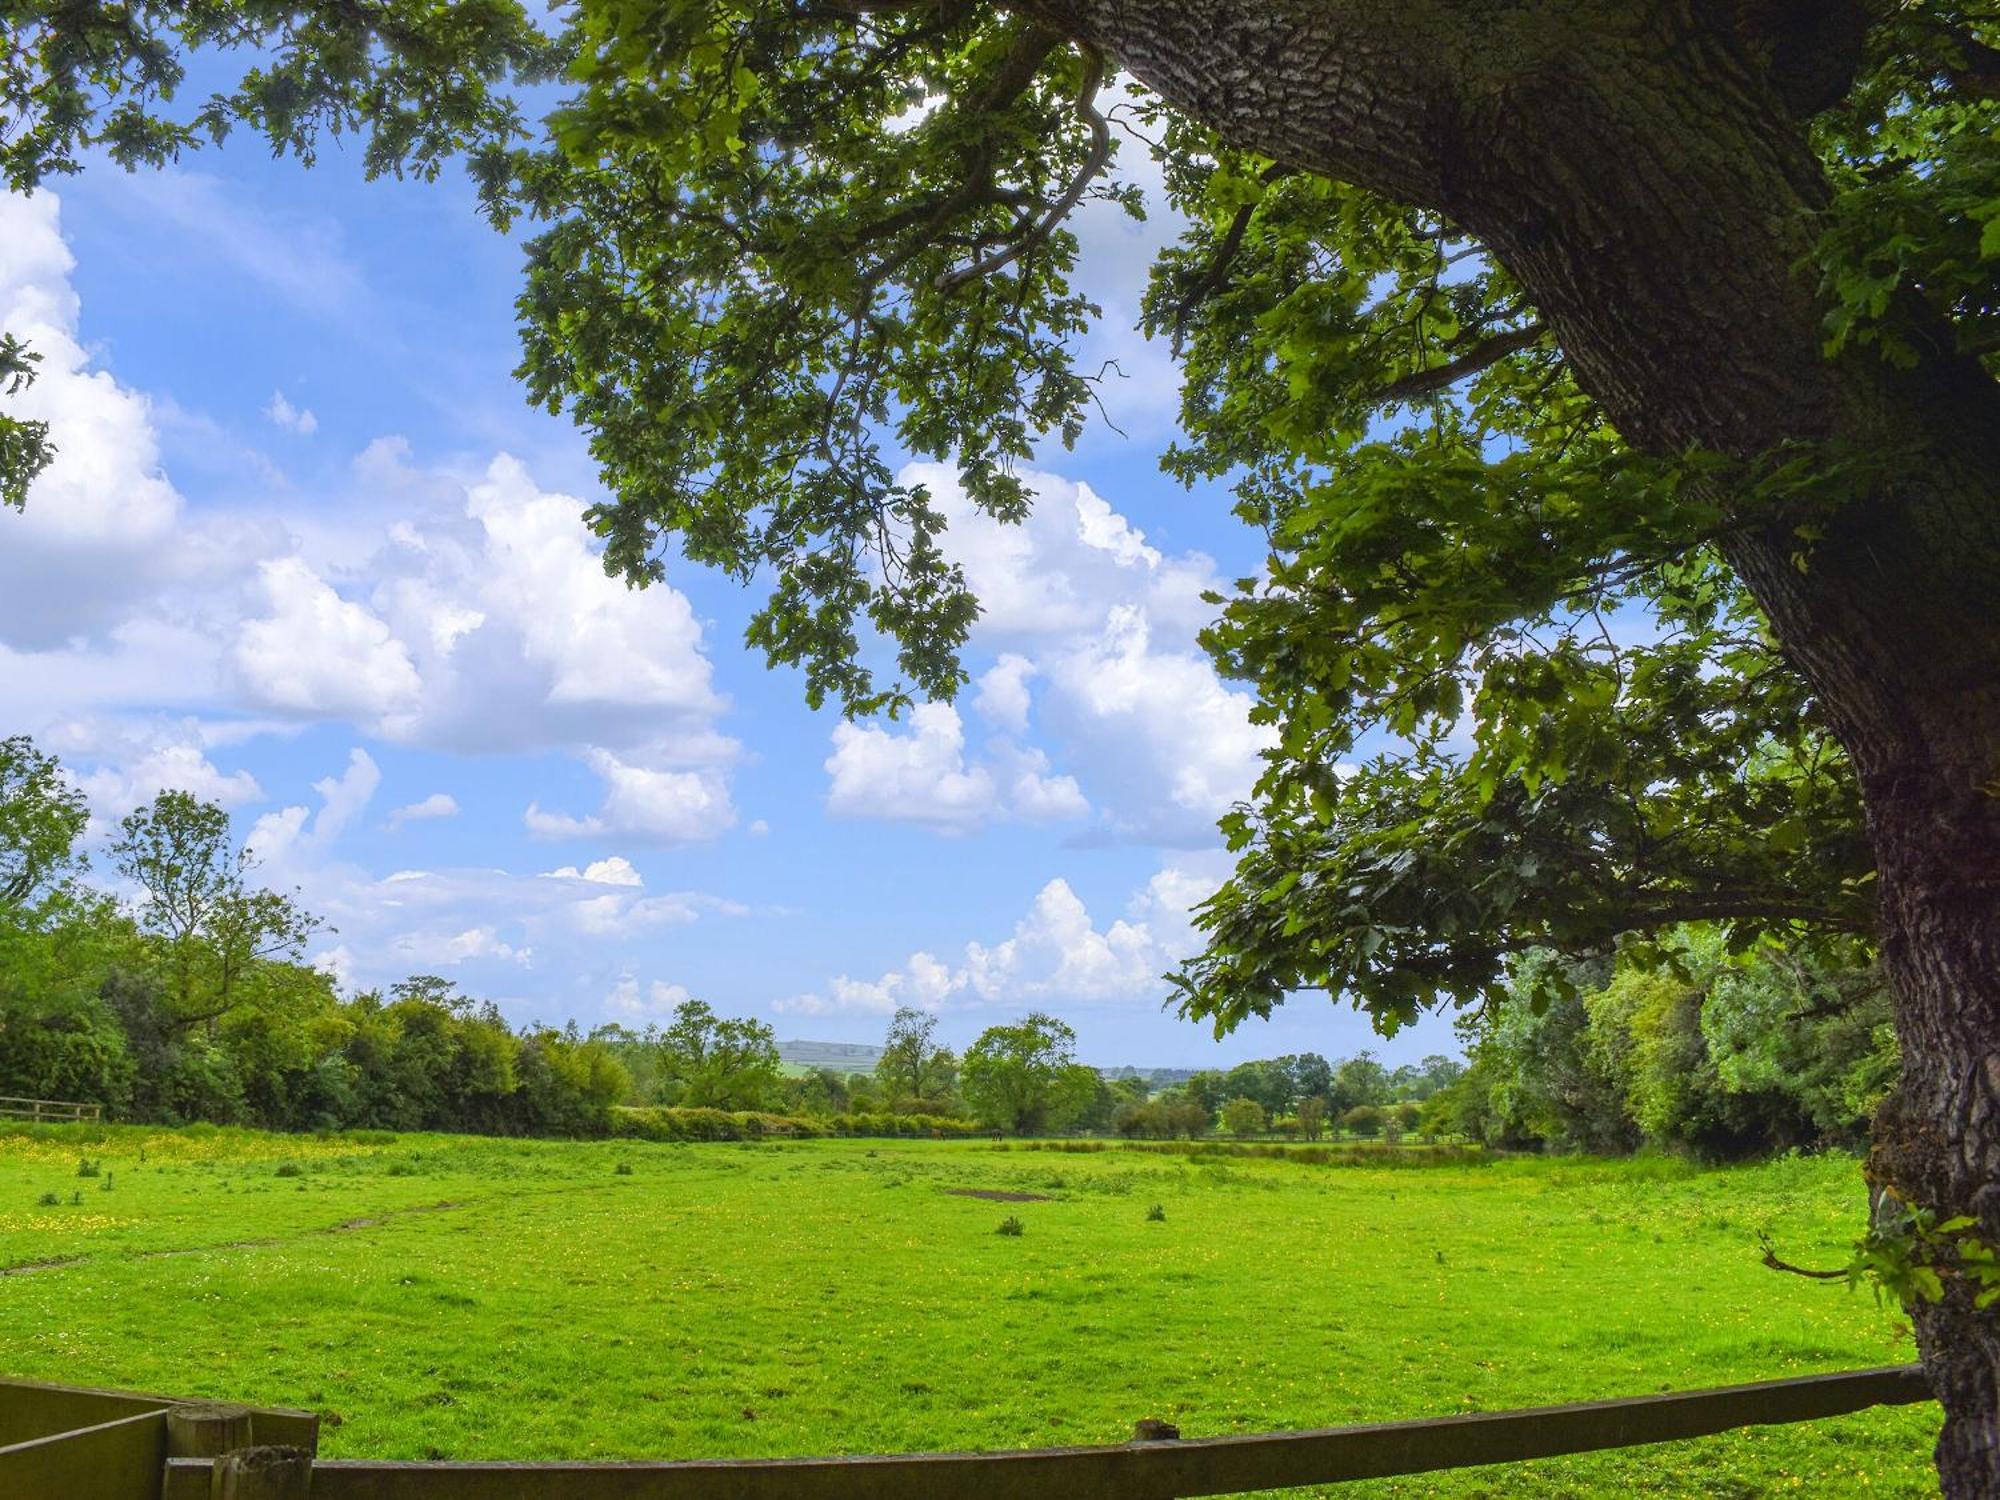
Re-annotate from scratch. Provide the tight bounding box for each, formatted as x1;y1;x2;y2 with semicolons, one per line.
6;2;2000;1485
960;1011;1096;1133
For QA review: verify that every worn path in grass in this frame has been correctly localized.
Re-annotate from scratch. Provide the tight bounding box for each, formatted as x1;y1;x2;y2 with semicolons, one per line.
0;1127;1936;1496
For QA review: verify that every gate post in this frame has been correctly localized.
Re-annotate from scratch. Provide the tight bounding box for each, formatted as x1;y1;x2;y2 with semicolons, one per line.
212;1445;313;1499
167;1403;255;1460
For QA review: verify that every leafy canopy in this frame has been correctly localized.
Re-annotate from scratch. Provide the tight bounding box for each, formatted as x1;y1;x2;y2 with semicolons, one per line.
0;734;89;909
6;2;1997;1038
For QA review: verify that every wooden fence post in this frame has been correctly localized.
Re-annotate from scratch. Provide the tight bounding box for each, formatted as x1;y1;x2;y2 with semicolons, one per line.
167;1403;255;1460
211;1445;312;1499
1122;1417;1182;1500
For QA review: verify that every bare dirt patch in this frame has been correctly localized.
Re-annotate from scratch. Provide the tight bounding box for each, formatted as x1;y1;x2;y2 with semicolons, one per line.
944;1188;1052;1203
0;1255;83;1276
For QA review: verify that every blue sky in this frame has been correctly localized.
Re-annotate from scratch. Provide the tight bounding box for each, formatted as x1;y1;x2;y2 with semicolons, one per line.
0;125;1462;1069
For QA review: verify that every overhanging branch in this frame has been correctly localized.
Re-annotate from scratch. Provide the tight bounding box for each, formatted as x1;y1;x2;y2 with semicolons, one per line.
1371;321;1546;405
1171;162;1291;355
934;42;1109;291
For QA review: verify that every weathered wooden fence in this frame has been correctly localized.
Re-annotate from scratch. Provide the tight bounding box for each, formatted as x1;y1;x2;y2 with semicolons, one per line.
0;1095;103;1122
3;1365;1934;1499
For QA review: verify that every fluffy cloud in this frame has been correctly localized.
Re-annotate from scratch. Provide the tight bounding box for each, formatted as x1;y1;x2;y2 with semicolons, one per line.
390;924;530;968
525;748;735;845
247;748;380;865
1042;606;1271;839
973;653;1037;733
543;855;644;886
825;702;1083;832
605;977;694;1021
264;390;318;436
387;792;459;829
50;717;266;826
875;462;1272;844
0;193;196;646
915;463;1219;643
778;855;1224;1016
234;559;423;718
0;230;741;823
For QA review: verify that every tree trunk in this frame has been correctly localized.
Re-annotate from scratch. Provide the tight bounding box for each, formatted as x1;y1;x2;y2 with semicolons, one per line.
1030;0;2000;1488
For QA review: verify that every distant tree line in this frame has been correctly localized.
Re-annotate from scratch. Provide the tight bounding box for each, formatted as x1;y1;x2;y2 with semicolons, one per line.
6;734;1881;1158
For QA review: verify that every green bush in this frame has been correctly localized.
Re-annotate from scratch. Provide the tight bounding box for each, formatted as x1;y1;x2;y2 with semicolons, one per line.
995;1215;1024;1236
1341;1104;1386;1137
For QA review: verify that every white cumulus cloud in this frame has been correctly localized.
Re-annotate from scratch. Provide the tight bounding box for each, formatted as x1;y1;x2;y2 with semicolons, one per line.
233;558;423;718
264;389;318;436
778;855;1225;1016
825;702;1084;832
387;792;459;829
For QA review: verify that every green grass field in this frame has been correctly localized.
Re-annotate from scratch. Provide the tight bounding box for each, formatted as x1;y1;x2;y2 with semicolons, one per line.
0;1127;1936;1496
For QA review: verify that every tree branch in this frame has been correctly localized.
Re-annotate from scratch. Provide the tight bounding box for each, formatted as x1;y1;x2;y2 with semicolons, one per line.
935;42;1109;291
1171;162;1290;355
1371;321;1546;405
1758;1232;1849;1280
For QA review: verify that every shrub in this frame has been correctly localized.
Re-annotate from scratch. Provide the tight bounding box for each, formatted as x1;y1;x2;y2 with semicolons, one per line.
995;1216;1024;1236
1221;1096;1268;1138
610;1105;982;1143
614;1161;634;1176
76;1157;100;1178
1146;1203;1166;1222
274;1162;304;1178
1341;1104;1386;1138
37;1191;59;1207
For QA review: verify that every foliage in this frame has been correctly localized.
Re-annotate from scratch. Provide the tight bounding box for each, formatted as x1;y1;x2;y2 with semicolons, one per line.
875;1006;957;1108
1220;1095;1267;1138
110;791;323;1034
1842;1206;2000;1313
0;735;88;908
0;335;54;512
0;2;558;200
650;998;782;1111
1340;1105;1385;1138
1444;930;1897;1161
959;1012;1097;1134
610;1105;983;1141
1296;1094;1327;1142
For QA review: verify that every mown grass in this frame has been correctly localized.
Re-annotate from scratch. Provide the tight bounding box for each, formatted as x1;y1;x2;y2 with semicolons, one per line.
0;1126;1936;1496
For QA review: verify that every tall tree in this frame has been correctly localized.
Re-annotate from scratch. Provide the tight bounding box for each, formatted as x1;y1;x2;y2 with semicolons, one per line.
110;790;321;1032
876;1005;956;1104
8;4;2000;1483
0;735;88;910
960;1012;1097;1134
655;997;781;1111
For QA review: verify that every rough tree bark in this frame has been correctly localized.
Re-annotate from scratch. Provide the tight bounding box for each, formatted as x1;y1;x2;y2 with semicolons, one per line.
1024;0;2000;1489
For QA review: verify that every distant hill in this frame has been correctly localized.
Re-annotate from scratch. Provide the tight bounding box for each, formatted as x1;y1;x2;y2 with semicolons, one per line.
1100;1065;1199;1088
776;1039;885;1075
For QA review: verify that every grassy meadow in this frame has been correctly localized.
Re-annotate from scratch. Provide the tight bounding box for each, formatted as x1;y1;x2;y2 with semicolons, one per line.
0;1127;1935;1496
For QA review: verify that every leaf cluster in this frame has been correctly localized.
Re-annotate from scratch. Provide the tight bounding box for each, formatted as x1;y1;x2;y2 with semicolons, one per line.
509;1;1127;712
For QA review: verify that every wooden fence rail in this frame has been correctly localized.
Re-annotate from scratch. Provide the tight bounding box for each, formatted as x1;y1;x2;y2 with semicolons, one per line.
4;1365;1936;1500
0;1094;103;1122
